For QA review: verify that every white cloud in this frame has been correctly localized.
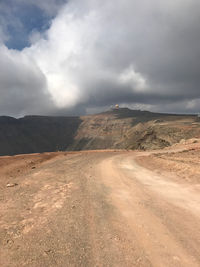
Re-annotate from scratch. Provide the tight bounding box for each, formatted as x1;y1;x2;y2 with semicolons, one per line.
0;45;52;117
24;0;152;108
119;66;147;92
1;0;200;116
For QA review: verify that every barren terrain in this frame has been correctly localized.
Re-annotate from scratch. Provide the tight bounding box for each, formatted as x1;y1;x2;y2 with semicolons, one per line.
1;109;200;156
0;140;200;266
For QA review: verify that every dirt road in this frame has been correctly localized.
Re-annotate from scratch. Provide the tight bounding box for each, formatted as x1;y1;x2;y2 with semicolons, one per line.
0;150;200;266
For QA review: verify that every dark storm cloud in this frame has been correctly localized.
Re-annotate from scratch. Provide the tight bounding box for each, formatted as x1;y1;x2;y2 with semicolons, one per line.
0;0;200;116
75;0;200;112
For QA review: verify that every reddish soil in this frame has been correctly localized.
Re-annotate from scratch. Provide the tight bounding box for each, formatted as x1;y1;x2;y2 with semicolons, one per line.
137;140;200;184
0;145;200;266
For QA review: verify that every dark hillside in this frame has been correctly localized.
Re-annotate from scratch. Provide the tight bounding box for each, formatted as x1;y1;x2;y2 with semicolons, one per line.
0;116;82;156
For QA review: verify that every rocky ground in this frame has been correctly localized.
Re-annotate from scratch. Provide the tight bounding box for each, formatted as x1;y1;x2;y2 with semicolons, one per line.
0;140;200;266
136;139;200;184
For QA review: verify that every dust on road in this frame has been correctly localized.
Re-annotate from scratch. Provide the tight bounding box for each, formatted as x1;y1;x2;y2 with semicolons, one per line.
0;148;200;266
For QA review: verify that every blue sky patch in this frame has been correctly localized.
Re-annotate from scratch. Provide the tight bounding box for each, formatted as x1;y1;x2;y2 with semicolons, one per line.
0;2;54;50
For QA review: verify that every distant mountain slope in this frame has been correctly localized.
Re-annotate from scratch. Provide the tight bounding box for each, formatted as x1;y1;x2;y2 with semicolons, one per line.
0;108;199;155
0;116;81;156
69;108;200;151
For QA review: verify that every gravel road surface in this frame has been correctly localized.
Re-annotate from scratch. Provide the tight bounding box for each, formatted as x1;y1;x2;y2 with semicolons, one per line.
0;150;200;266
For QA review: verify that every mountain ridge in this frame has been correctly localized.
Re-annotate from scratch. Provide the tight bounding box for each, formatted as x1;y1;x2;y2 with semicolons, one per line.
0;108;199;156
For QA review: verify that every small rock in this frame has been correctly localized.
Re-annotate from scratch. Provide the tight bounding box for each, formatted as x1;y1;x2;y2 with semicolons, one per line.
6;239;14;247
31;166;36;169
6;183;18;188
44;249;53;255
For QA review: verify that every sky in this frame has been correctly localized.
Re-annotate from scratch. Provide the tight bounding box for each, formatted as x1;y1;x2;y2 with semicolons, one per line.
0;0;200;117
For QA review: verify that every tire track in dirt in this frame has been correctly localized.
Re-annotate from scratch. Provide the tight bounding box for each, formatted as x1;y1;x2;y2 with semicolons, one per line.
0;150;200;266
98;153;200;266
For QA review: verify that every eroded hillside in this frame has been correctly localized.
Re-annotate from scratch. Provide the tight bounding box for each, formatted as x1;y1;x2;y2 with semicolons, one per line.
69;109;200;151
0;108;200;155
